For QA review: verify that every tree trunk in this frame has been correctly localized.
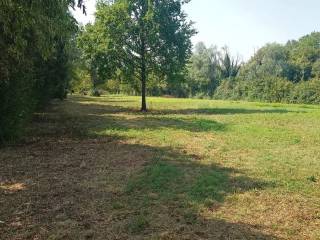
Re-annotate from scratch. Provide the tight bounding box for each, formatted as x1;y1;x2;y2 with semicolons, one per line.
141;62;147;112
140;38;147;112
90;65;97;89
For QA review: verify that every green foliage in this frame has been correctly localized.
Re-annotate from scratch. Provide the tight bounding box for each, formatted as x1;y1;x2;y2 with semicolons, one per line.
290;79;320;104
89;88;101;97
290;32;320;81
211;32;320;104
214;77;245;100
186;42;242;98
0;1;81;142
77;0;196;110
76;22;112;91
239;43;292;81
70;68;92;93
187;43;221;97
215;76;320;104
73;14;320;107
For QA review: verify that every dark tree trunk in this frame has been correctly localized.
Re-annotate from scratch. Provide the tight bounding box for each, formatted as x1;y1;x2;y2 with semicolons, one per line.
141;67;147;112
90;66;97;89
140;39;147;112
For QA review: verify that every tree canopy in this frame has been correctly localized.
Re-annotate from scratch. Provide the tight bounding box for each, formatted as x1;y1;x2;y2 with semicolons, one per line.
215;32;320;103
78;0;196;111
0;0;84;142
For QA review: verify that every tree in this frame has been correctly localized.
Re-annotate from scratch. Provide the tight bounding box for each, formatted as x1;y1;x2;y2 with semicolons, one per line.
213;32;320;104
289;32;320;81
187;42;220;97
219;46;242;79
0;0;84;142
77;23;113;95
239;43;292;81
187;43;241;97
95;0;195;111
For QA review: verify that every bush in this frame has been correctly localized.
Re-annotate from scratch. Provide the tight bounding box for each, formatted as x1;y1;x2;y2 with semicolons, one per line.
246;77;293;103
215;77;294;103
290;79;320;104
214;78;244;100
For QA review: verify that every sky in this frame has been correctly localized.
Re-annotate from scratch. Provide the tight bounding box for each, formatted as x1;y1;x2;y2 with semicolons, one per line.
72;0;320;60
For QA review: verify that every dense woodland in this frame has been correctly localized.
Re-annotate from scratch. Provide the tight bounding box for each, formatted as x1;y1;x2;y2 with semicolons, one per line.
0;0;86;141
1;0;320;142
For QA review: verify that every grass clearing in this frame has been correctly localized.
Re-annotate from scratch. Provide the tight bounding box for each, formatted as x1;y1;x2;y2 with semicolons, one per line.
1;95;320;239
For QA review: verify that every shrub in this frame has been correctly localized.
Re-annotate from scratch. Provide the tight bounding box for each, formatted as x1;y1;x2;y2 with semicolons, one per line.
247;77;293;102
290;78;320;104
214;78;243;100
215;76;295;103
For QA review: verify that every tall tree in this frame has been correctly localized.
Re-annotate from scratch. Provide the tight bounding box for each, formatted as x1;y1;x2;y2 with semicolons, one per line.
77;23;113;94
219;46;242;79
187;43;241;97
95;0;195;111
187;42;220;96
0;0;84;142
290;32;320;81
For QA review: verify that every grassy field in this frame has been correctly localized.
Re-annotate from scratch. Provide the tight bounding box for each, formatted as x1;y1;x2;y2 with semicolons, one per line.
1;95;320;239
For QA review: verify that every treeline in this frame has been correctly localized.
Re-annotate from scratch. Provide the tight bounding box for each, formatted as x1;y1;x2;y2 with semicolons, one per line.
0;1;85;142
215;32;320;104
73;41;240;98
75;30;320;104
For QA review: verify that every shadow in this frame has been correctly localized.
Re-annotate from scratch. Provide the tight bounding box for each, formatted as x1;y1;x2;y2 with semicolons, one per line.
29;101;228;139
71;95;300;116
38;98;299;140
120;144;277;239
0;98;281;239
85;115;227;134
149;107;297;115
125;144;273;204
71;95;137;104
0;138;278;239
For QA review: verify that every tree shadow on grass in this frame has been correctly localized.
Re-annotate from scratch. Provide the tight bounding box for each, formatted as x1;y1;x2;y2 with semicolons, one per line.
0;96;281;239
30;100;229;139
71;95;137;103
29;113;227;141
149;107;299;115
122;144;277;239
0;137;279;239
46;98;298;139
71;95;301;116
86;114;228;134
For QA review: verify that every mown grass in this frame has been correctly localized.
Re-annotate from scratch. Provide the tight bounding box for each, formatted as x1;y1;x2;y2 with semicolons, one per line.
1;94;320;239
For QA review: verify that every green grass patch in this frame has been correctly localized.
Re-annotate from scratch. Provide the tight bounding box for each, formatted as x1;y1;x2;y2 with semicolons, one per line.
3;94;319;239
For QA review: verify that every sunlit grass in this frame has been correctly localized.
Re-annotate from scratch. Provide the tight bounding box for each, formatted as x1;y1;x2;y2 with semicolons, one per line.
2;94;320;239
58;94;320;238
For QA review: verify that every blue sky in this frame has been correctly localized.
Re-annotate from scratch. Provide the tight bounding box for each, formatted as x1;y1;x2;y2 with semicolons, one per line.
72;0;320;60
